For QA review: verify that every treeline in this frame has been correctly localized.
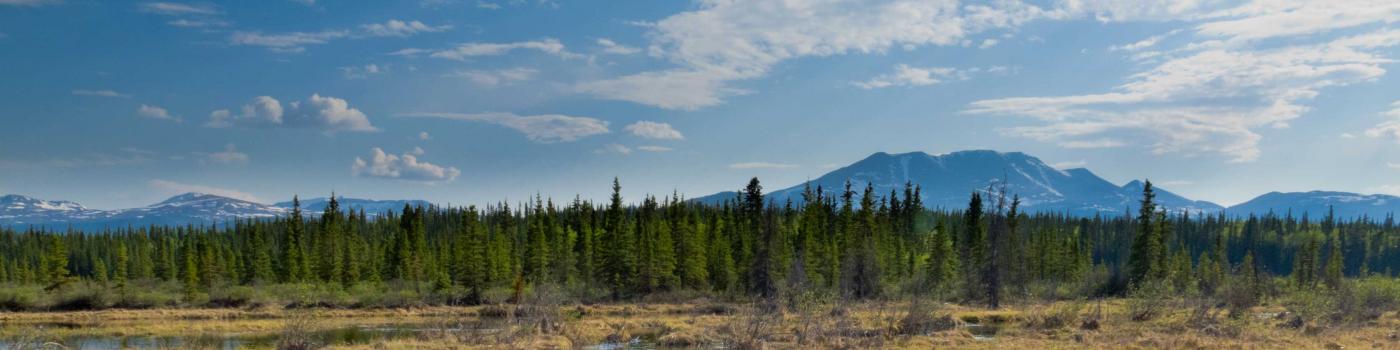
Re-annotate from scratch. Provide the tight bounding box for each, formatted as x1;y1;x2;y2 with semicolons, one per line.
5;178;1400;307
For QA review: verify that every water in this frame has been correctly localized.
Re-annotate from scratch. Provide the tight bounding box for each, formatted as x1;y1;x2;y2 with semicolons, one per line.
963;323;1000;341
0;323;458;349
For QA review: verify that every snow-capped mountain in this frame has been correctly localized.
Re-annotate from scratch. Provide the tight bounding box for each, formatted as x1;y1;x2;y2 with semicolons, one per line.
696;150;1224;216
0;194;105;227
0;193;436;231
1225;191;1400;219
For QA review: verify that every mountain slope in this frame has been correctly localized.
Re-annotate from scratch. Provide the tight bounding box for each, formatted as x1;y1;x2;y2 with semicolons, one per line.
1226;191;1400;219
697;150;1222;216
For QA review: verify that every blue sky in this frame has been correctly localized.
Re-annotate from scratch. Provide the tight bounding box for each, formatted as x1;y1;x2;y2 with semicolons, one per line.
1;0;1399;209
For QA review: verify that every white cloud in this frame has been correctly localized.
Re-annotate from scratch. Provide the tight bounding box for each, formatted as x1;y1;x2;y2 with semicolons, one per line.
73;89;130;98
149;179;262;203
402;112;609;143
595;143;632;155
575;0;1061;110
419;131;432;140
978;38;999;49
201;143;249;165
624;121;684;140
1388;162;1400;170
428;38;578;60
360;19;451;38
1050;160;1087;169
229;30;348;52
729;162;799;170
167;19;229;28
1370;185;1400;196
137;104;179;121
138;2;218;15
853;64;965;89
636;145;673;152
1365;101;1400;142
352;147;460;183
206;94;376;132
596;38;640;55
0;0;62;6
476;1;501;9
341;64;384;79
968;14;1400;162
574;70;742;111
446;67;538;85
290;0;315;6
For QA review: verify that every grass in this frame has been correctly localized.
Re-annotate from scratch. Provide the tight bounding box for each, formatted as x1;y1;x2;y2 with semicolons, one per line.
2;298;1399;349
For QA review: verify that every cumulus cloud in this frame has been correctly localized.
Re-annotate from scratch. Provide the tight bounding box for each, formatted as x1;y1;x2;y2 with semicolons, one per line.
206;94;376;132
596;38;640;55
624;121;684;140
729;162;799;170
73;89;130;98
853;64;965;89
352;147;460;183
137;104;179;121
200;143;249;165
419;131;432;140
138;2;218;15
427;38;579;60
446;68;538;85
402;112;609;143
360;19;451;37
148;179;262;203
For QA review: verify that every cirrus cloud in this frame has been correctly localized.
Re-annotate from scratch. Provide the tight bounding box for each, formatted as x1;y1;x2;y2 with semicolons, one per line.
401;112;609;143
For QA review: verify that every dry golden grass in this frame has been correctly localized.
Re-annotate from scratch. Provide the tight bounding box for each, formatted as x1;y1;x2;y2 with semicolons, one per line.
2;300;1398;349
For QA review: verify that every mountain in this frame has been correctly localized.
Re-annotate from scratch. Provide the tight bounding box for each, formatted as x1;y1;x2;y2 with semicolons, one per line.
0;193;437;230
1226;191;1400;219
274;197;432;216
696;150;1223;216
0;194;105;227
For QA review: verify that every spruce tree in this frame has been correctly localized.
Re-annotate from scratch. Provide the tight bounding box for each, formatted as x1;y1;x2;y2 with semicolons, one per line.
1128;180;1160;287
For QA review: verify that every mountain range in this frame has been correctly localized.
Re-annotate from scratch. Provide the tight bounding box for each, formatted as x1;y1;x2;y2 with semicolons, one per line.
694;150;1400;218
4;150;1397;230
0;193;425;231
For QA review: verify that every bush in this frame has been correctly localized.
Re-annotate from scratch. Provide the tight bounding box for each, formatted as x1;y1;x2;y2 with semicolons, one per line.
1025;301;1084;330
50;285;114;311
1127;280;1172;322
208;285;270;308
0;285;43;311
1281;287;1336;326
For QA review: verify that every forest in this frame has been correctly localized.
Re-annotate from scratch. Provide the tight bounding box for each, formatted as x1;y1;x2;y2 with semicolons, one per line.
3;177;1400;319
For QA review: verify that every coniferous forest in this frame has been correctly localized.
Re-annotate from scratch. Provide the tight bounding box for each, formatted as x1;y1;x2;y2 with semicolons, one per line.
6;177;1400;315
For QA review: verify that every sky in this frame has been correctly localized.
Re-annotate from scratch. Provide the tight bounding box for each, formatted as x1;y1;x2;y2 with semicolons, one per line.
1;0;1399;209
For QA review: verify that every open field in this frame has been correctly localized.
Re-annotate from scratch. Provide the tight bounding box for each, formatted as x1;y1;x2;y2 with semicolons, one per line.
3;298;1399;349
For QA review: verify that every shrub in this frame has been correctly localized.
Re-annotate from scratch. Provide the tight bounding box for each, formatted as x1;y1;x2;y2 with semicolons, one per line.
1281;287;1336;326
0;285;43;311
1127;280;1172;322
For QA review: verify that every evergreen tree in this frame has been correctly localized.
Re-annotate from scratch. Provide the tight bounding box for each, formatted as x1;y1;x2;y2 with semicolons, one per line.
41;236;72;291
1128;180;1160;287
960;191;985;303
1324;233;1344;289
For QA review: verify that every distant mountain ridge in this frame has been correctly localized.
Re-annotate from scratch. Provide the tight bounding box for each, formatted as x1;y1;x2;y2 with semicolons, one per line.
696;150;1222;216
4;150;1398;230
696;150;1396;219
0;193;428;231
